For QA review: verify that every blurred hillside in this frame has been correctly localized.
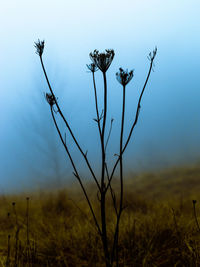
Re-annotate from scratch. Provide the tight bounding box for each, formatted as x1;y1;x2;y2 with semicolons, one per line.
0;163;200;266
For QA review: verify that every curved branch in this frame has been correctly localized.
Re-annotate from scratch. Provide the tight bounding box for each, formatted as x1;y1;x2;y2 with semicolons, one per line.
92;72;102;136
39;56;100;191
50;107;102;236
105;118;114;152
106;55;156;192
111;84;126;265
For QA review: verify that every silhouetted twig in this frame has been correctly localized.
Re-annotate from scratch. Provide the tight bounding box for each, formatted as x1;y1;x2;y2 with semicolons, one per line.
106;48;157;193
50;106;102;236
36;41;100;191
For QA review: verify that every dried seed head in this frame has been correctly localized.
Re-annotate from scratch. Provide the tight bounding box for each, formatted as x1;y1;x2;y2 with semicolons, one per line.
86;63;98;73
193;200;197;205
116;68;134;86
34;39;45;57
90;49;115;72
45;93;56;106
148;47;157;61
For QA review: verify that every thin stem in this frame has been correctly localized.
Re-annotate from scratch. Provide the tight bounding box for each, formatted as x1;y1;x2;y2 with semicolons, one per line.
122;59;154;153
111;85;126;266
39;56;100;191
26;197;30;246
119;85;126;214
93;68;112;265
100;71;111;266
102;71;107;134
111;218;120;265
106;58;155;192
92;71;102;136
172;208;181;239
6;235;11;267
105;163;117;215
26;197;30;266
105;119;114;152
193;200;200;233
101;71;108;188
12;203;19;266
50;107;102;236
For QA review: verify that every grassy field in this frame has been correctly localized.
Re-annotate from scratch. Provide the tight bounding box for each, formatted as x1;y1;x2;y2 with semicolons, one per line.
1;164;200;266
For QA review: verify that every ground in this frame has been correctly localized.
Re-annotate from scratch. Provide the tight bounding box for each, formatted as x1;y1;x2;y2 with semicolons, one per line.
1;164;200;266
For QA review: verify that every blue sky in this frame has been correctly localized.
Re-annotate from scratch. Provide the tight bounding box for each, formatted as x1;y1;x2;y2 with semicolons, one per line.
0;0;200;192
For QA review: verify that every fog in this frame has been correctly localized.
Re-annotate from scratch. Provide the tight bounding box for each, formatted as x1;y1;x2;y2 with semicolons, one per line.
0;0;200;192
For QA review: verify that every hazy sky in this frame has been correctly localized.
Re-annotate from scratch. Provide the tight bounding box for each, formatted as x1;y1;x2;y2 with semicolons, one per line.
0;0;200;192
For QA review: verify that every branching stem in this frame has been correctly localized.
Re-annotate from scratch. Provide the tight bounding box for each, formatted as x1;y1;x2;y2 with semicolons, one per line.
106;57;155;192
92;72;102;136
40;56;100;191
105;119;114;152
36;44;157;267
50;107;102;236
100;71;110;266
111;84;126;265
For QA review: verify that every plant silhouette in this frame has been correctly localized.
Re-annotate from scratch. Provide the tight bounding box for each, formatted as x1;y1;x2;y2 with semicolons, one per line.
35;40;157;267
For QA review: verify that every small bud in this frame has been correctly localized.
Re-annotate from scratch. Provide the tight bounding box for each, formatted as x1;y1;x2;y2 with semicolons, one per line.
86;63;98;73
34;39;45;57
148;47;157;61
45;93;56;106
116;68;134;86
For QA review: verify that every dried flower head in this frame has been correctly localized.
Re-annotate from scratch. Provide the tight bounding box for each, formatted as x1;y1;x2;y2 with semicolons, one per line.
148;47;157;61
86;63;98;73
90;49;115;72
116;68;134;86
34;39;45;56
45;93;56;106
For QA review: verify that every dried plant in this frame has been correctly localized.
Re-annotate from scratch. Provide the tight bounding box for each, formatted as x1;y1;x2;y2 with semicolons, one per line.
35;39;157;267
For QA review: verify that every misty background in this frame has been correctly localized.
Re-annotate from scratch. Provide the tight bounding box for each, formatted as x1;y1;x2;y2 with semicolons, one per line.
0;0;200;192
